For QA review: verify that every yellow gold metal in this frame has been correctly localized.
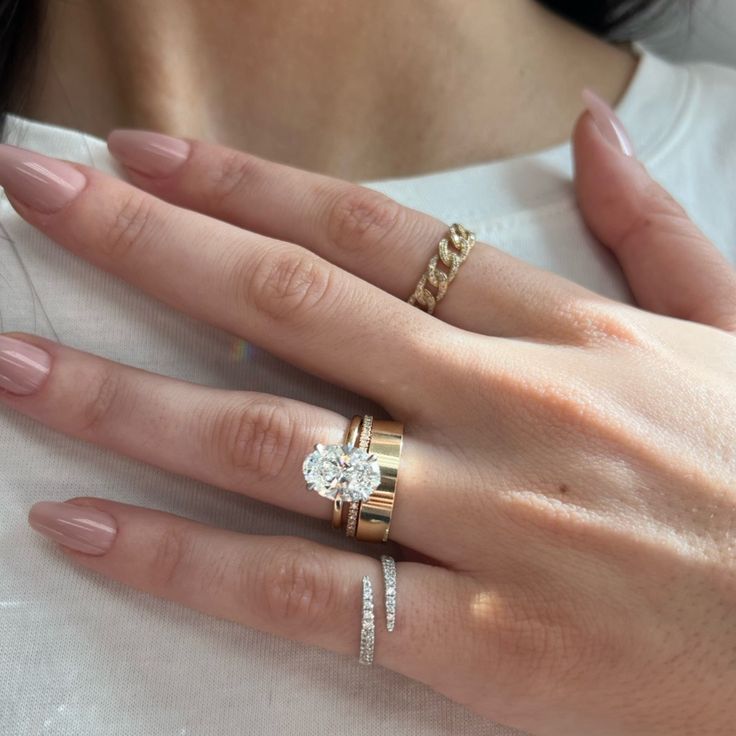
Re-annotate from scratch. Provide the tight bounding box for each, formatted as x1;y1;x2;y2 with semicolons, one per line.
355;419;404;543
408;223;476;315
345;415;373;537
332;415;362;528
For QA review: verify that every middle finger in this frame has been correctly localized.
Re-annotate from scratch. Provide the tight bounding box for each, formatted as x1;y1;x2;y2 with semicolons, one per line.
107;132;600;338
0;144;449;413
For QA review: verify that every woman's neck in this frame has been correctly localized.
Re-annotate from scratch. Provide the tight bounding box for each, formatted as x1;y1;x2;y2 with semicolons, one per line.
26;0;636;180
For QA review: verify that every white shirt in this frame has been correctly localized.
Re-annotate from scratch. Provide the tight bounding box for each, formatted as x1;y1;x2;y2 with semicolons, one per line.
1;51;735;736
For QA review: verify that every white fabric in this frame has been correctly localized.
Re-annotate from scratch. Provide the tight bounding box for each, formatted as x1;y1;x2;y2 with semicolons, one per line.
644;1;736;68
1;51;736;735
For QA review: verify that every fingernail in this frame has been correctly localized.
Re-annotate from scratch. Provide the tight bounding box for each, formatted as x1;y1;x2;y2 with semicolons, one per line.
582;89;635;157
0;144;87;213
108;130;191;177
29;501;117;555
0;335;51;395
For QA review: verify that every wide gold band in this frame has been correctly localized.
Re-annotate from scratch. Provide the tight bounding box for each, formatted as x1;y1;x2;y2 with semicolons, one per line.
332;415;362;528
408;223;476;315
355;419;404;543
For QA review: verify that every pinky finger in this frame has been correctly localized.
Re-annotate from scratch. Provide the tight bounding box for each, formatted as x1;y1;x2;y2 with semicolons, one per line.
27;498;467;682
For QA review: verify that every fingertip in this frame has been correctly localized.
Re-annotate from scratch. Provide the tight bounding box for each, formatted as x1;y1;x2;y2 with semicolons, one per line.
107;129;191;178
571;111;600;174
571;107;646;229
28;500;117;555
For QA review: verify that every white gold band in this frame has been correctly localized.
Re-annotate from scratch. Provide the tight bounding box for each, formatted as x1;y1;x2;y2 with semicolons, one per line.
380;555;397;632
359;576;375;665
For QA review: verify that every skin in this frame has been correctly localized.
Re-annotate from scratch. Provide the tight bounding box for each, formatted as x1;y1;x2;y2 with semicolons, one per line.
25;0;637;179
3;2;735;735
0;114;734;734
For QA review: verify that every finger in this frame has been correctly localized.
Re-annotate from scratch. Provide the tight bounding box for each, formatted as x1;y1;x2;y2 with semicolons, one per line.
573;98;736;331
28;497;472;687
106;130;603;340
0;333;338;516
0;144;442;409
1;333;431;545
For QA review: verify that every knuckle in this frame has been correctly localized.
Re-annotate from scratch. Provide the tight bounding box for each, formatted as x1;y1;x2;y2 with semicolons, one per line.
527;379;607;434
243;248;336;322
75;365;124;435
554;298;650;348
614;184;686;253
211;398;297;482
325;186;404;256
468;586;601;714
477;365;612;442
257;540;338;631
208;151;261;202
149;525;193;590
102;191;156;263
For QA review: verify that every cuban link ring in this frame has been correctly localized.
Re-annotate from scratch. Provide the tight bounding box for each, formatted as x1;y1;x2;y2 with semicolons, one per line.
408;223;476;315
380;555;397;632
346;415;374;537
359;576;375;665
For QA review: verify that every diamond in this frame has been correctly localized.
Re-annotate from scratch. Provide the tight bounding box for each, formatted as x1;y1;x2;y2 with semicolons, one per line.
303;443;381;502
359;576;375;665
381;555;397;633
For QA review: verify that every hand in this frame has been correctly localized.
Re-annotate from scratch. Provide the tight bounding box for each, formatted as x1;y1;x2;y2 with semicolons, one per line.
1;107;735;736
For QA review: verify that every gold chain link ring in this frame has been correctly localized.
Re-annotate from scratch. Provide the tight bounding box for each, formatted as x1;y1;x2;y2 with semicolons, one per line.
408;223;476;315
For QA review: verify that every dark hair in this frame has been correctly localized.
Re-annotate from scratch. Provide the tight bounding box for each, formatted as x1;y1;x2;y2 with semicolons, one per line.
0;1;674;138
537;0;674;37
0;0;43;135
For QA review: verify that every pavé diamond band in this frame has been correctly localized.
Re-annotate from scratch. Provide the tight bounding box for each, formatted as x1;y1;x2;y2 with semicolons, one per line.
304;415;403;543
331;415;362;529
408;223;476;315
381;555;397;632
346;415;374;537
359;575;375;665
357;558;397;664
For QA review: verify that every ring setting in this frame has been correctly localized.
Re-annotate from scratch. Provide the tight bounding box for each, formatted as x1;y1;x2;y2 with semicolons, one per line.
302;443;381;502
303;415;403;543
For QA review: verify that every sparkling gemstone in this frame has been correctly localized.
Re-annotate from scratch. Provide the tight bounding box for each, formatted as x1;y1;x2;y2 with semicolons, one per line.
302;443;381;502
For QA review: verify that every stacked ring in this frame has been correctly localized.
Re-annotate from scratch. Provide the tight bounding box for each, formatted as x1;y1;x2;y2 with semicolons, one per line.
331;415;362;529
355;419;403;543
302;414;404;543
346;415;374;537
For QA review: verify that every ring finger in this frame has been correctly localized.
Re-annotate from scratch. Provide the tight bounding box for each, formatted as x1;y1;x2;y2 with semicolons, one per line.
0;333;430;547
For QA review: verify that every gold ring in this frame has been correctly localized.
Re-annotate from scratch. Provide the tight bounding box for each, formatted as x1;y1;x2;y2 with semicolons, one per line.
408;223;476;315
345;415;374;537
355;419;403;543
332;415;362;528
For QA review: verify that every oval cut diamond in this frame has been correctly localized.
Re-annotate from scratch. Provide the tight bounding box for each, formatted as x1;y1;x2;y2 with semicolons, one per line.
303;443;381;502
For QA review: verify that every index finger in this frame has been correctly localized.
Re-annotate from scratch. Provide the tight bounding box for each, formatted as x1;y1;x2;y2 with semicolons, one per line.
0;144;446;408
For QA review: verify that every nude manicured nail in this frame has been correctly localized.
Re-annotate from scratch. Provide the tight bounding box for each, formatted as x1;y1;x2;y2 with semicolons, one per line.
108;130;191;177
582;88;635;157
0;335;51;395
0;144;87;213
29;502;117;555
